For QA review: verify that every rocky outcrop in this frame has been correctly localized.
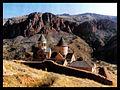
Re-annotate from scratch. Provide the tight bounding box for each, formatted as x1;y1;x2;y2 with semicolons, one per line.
3;12;67;39
72;19;117;40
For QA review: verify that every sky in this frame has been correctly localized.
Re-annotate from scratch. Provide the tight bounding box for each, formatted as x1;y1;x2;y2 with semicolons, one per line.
3;3;117;19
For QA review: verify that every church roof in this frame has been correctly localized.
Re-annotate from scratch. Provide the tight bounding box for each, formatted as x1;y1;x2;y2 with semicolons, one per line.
68;60;94;68
57;37;68;47
38;34;46;42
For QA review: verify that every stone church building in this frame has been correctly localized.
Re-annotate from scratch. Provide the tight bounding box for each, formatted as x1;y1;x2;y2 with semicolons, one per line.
32;34;51;61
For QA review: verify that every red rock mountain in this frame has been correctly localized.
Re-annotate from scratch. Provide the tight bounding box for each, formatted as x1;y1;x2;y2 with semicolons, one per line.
3;12;70;38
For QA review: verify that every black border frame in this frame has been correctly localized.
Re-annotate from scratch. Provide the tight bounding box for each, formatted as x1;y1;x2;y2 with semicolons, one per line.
1;0;119;88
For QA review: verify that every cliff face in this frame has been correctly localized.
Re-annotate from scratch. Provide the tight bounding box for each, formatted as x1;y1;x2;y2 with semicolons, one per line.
3;12;69;39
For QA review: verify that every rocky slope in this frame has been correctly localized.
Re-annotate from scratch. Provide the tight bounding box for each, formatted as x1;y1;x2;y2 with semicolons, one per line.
93;35;117;64
78;13;117;22
58;13;117;23
58;13;117;44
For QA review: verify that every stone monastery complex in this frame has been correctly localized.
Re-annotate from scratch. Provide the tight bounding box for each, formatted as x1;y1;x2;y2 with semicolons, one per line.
32;34;96;72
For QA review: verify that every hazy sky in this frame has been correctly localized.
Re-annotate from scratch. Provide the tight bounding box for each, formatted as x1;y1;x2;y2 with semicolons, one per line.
3;3;117;19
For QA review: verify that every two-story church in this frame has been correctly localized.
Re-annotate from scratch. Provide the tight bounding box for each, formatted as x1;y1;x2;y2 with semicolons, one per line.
32;34;51;61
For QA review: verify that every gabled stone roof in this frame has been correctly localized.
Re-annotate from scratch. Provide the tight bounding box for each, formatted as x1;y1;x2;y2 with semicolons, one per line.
38;34;46;42
57;37;68;47
68;60;94;68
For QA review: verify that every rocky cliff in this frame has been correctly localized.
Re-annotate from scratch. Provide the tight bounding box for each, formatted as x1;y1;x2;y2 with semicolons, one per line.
3;12;69;39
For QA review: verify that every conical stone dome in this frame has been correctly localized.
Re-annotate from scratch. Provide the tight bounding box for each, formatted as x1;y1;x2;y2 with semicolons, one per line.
57;37;68;47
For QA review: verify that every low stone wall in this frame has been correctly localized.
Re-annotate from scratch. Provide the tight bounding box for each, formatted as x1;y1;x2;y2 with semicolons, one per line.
17;60;113;85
